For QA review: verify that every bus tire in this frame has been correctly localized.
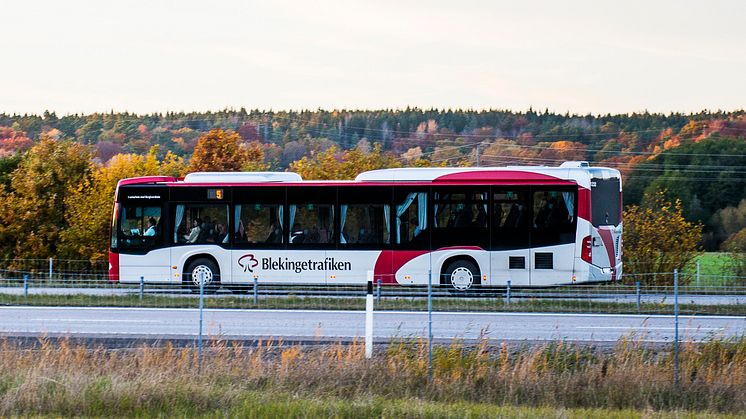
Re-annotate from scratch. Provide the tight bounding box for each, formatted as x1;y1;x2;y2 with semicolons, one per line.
185;258;220;293
443;259;478;292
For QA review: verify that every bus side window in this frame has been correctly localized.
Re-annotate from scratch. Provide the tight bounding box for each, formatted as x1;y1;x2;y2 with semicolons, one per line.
288;204;334;245
531;190;576;247
395;191;427;245
173;204;228;245
235;204;284;244
492;190;529;251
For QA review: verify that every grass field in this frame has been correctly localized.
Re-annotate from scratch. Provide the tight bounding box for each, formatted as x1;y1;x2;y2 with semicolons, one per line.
0;337;744;417
681;253;740;286
0;292;744;315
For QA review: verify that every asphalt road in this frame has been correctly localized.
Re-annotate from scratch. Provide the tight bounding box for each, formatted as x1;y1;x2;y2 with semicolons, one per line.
0;306;743;344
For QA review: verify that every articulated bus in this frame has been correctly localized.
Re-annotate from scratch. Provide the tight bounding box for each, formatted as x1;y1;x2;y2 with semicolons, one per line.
109;161;622;291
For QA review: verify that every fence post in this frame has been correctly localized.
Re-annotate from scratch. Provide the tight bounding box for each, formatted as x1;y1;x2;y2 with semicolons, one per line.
198;270;205;373
506;280;512;305
139;276;145;300
23;274;28;299
376;278;382;304
427;269;433;381
48;258;53;281
696;261;701;288
674;269;680;389
635;281;641;313
365;270;374;359
253;276;258;305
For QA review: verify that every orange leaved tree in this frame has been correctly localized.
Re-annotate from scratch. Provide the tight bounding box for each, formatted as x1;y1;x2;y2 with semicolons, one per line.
622;191;702;285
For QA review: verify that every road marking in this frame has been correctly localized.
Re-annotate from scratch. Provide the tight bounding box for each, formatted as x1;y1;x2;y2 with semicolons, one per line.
29;318;162;323
577;326;723;331
2;305;745;320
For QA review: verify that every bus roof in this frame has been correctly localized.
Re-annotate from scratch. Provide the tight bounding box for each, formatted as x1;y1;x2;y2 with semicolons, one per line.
116;161;620;189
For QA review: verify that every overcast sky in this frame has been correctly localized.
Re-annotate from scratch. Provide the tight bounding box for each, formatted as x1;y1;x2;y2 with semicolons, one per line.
2;0;745;115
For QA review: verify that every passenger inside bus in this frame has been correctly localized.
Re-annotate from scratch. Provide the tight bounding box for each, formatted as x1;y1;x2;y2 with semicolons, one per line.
214;223;228;243
184;218;202;243
265;222;282;243
290;223;304;243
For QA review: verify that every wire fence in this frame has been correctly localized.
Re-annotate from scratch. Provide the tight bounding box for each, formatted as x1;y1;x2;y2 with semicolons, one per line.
0;259;744;316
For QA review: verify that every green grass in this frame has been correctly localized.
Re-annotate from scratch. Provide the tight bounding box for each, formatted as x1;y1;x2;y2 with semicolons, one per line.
682;253;738;286
0;292;744;316
182;392;746;418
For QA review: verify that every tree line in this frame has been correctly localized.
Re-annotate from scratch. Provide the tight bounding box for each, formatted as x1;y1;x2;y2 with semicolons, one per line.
0;108;745;282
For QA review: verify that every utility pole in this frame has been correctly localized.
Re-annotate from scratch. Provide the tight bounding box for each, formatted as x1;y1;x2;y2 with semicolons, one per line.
475;144;481;167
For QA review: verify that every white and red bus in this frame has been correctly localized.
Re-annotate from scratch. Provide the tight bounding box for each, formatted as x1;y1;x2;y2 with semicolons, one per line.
109;161;622;290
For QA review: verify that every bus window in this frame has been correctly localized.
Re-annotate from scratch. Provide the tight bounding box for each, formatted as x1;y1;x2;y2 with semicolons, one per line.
395;191;427;245
492;189;529;250
115;205;162;251
173;204;229;245
288;204;334;245
340;204;390;245
531;189;576;247
432;189;488;248
235;204;283;244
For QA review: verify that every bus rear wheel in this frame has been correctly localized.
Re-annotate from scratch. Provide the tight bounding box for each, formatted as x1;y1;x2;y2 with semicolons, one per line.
185;258;220;293
443;260;478;292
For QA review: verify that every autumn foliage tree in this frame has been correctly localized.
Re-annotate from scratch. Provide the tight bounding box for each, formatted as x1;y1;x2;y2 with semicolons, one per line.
622;191;703;285
60;146;185;261
187;129;267;172
289;143;399;180
0;139;92;261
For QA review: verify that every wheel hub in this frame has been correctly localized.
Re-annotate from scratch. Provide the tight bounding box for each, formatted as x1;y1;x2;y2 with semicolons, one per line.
191;265;213;286
450;267;473;290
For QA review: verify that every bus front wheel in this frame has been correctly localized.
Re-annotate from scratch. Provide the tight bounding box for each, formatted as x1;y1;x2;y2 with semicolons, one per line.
444;260;478;292
185;258;220;293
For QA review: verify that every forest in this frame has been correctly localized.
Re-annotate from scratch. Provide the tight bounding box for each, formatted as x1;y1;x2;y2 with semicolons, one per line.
0;108;744;264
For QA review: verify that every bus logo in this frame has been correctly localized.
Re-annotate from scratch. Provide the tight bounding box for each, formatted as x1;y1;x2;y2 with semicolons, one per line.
238;254;259;273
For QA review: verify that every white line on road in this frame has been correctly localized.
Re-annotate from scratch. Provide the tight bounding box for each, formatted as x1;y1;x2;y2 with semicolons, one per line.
4;305;746;320
577;326;724;330
29;318;163;323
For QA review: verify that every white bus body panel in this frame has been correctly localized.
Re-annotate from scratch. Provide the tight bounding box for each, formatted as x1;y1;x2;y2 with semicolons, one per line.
529;243;576;286
119;248;171;283
490;249;530;286
324;250;381;284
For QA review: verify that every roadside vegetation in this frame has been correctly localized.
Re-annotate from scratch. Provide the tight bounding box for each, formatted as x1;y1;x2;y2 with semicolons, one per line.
0;337;744;416
0;290;744;316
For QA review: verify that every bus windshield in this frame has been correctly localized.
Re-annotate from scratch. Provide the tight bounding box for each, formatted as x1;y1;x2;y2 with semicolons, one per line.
591;178;621;226
112;203;162;251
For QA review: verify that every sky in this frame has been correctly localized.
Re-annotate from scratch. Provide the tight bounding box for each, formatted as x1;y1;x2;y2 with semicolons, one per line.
2;0;745;115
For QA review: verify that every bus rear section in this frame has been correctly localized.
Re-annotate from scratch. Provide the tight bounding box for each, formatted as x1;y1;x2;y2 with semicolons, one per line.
586;174;622;282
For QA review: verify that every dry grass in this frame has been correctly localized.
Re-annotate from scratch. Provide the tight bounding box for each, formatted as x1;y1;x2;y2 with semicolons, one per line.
0;336;744;416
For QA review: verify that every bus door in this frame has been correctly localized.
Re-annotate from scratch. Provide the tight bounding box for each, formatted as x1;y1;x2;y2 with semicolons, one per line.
491;189;530;286
171;200;232;283
529;188;578;286
114;196;171;283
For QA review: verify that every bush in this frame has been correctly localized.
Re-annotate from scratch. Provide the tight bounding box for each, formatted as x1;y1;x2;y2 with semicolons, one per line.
623;191;703;285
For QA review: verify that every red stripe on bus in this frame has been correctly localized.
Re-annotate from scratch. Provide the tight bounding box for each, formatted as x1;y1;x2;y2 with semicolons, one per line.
374;250;429;284
577;187;590;221
108;251;119;283
597;228;616;281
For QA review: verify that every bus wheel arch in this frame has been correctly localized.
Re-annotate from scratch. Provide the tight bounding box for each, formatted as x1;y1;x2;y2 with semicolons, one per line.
183;254;221;292
440;256;480;291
